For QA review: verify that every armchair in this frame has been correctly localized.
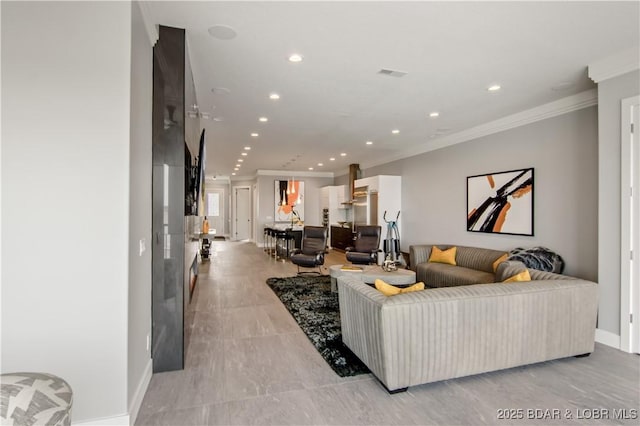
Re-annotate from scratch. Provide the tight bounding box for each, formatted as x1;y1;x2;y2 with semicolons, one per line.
346;225;381;265
290;226;328;275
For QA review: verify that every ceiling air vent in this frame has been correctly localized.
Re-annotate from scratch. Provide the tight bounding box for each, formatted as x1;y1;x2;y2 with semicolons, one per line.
378;68;408;78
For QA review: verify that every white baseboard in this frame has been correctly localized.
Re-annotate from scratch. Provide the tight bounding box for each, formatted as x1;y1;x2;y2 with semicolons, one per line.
129;359;153;425
73;414;129;425
595;328;621;349
73;359;152;426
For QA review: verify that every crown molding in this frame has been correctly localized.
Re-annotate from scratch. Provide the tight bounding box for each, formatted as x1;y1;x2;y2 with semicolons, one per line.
137;1;159;47
588;47;640;83
359;88;598;172
256;169;334;178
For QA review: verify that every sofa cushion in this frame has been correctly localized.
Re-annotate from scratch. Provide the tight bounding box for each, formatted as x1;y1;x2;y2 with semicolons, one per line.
495;260;529;283
428;246;457;265
374;279;425;296
455;246;509;273
503;269;531;283
417;262;495;288
492;253;508;272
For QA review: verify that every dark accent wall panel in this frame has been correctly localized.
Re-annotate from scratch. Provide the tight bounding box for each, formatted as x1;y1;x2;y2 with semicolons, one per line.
152;26;186;373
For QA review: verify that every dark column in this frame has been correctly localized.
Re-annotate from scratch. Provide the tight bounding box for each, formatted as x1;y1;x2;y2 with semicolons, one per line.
151;26;186;372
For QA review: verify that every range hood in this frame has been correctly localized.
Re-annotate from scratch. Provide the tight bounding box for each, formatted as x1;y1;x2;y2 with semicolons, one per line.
341;163;361;204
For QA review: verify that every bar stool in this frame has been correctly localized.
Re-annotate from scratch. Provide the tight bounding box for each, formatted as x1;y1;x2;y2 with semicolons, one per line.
271;228;278;259
274;229;288;260
283;229;295;258
263;227;270;253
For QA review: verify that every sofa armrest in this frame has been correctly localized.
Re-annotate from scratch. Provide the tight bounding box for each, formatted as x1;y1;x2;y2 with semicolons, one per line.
409;245;432;272
338;276;388;379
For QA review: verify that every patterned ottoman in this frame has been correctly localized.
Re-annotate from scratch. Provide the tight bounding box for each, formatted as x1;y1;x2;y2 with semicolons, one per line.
1;372;73;425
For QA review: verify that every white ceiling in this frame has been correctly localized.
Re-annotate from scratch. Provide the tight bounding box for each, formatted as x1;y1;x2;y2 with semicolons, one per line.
145;1;640;178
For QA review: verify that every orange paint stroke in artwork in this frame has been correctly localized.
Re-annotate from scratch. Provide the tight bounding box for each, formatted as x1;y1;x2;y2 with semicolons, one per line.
468;208;477;220
512;184;532;199
277;180;301;216
493;202;511;232
487;175;495;189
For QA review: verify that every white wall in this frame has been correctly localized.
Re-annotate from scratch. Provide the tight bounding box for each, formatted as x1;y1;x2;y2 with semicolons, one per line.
362;107;599;281
128;1;153;422
2;2;132;422
597;70;640;336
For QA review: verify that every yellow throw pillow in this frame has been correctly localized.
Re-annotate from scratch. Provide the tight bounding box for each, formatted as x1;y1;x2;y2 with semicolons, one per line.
502;269;531;283
375;279;425;296
428;246;457;265
492;253;509;272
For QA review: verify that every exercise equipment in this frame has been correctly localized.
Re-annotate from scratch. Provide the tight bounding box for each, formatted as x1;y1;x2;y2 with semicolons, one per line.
383;211;406;267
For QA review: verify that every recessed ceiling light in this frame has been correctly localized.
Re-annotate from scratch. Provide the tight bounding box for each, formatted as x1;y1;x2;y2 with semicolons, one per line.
308;167;314;170
235;164;240;167
340;153;347;157
208;25;237;40
244;146;251;150
238;159;243;162
429;112;440;118
366;141;373;145
330;157;336;161
487;84;501;92
259;117;268;122
269;93;280;100
232;172;236;176
392;129;400;134
241;152;248;156
234;168;239;171
318;163;323;166
288;54;303;63
251;133;259;137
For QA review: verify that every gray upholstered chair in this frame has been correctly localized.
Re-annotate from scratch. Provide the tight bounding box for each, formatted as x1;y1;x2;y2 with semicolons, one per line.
290;226;328;275
346;225;381;265
0;372;73;425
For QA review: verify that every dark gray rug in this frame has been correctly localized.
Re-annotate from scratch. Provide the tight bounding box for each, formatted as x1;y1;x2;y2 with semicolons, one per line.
266;275;370;377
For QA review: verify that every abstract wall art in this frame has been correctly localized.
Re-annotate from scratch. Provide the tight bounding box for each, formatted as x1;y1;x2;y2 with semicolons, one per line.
467;168;534;236
275;179;305;223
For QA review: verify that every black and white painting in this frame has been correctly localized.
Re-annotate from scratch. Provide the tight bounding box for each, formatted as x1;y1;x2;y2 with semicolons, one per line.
467;168;534;236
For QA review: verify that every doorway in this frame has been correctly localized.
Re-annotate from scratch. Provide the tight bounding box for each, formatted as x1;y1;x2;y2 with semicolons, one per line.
233;186;251;241
621;95;640;354
206;189;225;236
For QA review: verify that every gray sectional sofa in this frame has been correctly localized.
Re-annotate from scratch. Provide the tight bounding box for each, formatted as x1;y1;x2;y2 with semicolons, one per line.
338;261;598;392
409;244;509;287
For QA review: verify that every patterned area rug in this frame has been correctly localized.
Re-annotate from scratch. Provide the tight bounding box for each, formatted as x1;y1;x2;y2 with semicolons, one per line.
266;275;370;377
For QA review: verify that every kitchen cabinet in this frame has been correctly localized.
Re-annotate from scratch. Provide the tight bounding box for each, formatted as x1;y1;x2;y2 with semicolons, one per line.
330;226;354;252
353;175;402;260
321;185;351;247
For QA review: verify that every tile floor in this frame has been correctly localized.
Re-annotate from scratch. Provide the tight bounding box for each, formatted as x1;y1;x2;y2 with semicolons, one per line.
136;240;640;425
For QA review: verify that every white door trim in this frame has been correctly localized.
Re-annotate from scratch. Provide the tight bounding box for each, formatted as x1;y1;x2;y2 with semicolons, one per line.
232;185;251;241
252;182;259;244
620;95;640;353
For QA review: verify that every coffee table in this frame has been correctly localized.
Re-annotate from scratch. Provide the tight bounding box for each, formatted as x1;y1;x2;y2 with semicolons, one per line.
329;264;416;292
